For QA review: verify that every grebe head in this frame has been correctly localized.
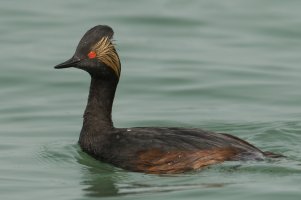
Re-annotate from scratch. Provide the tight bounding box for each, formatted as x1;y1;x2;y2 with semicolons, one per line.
54;25;121;79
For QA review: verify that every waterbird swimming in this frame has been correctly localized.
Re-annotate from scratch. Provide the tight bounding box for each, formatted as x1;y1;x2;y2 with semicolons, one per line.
54;25;282;174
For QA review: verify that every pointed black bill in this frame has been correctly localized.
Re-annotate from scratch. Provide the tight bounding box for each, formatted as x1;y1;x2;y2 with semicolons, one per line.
54;57;81;69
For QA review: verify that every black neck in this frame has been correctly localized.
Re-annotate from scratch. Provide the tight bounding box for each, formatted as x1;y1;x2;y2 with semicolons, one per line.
79;76;118;142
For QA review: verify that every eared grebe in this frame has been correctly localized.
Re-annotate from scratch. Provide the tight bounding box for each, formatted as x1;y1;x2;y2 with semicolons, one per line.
54;25;282;174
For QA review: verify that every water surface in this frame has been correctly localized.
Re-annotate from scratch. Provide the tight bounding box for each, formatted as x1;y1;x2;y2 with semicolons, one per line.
1;0;301;199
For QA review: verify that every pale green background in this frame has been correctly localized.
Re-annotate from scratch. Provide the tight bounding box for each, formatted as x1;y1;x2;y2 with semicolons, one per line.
1;0;301;199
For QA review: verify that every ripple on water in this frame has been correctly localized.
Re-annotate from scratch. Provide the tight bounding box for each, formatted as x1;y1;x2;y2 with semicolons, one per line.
36;140;118;172
36;140;81;167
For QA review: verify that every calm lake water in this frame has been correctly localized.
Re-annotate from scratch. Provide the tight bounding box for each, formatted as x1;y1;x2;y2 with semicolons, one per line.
1;0;301;199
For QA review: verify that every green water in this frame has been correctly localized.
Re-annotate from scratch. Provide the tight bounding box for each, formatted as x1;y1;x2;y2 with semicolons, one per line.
1;0;301;199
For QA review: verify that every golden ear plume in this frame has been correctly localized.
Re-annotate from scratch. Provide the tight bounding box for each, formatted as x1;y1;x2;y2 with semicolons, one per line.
92;37;121;77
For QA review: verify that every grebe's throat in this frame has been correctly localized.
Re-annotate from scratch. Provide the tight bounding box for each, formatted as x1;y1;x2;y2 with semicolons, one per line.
79;77;118;141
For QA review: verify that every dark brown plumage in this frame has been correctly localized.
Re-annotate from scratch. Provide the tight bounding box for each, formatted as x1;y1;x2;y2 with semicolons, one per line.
54;25;282;174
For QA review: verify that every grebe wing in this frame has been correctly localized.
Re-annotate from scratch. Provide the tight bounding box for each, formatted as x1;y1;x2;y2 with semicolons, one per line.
100;127;264;173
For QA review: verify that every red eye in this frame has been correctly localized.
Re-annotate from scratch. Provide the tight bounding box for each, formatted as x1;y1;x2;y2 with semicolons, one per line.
88;51;96;59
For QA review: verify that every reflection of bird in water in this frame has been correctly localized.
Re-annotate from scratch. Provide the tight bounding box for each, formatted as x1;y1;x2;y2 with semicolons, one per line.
55;25;283;174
